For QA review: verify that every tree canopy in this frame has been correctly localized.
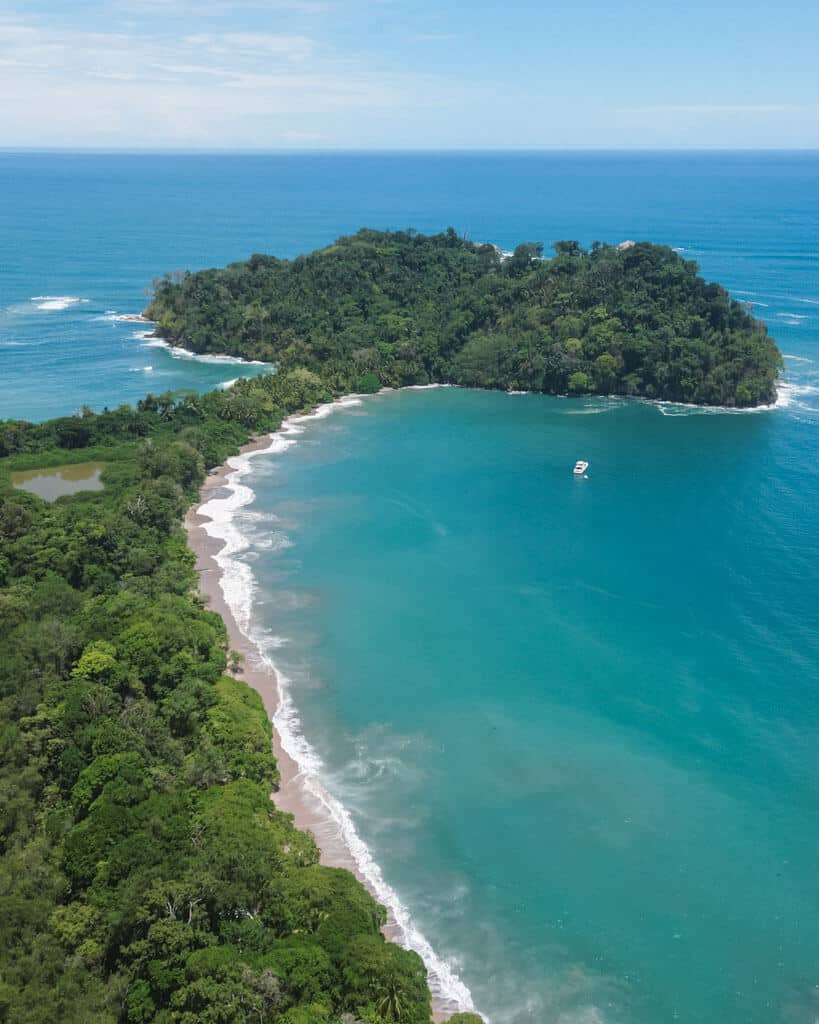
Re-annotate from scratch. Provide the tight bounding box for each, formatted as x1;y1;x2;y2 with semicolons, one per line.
146;227;781;408
0;371;477;1024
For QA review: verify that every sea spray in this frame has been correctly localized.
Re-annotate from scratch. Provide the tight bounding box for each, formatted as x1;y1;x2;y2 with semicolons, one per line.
195;391;482;1020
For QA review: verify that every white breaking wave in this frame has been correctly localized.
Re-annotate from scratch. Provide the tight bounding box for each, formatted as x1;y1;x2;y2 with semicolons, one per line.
31;295;89;311
140;335;270;367
653;381;796;416
128;366;153;373
195;391;481;1020
774;381;819;412
654;378;819;416
219;378;239;390
95;312;152;323
736;291;819;308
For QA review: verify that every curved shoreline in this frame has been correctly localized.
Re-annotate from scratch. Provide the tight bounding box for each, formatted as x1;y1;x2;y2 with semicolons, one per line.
185;389;479;1023
181;375;795;1022
144;313;788;415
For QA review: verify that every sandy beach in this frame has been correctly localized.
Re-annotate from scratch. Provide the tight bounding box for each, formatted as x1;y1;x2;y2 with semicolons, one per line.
184;431;455;1021
185;436;362;869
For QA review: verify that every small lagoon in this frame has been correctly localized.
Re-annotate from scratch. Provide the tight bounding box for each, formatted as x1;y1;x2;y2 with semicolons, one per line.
11;461;107;501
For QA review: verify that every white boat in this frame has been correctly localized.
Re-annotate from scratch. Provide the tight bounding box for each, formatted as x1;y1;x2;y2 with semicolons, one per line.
573;460;589;476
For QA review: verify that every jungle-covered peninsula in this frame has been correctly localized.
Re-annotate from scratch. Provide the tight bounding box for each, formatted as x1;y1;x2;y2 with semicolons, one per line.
0;227;783;1024
147;228;782;408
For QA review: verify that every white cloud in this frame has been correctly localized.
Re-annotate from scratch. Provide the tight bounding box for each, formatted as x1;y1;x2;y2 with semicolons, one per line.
282;128;326;141
411;33;459;42
183;32;316;61
119;0;329;14
616;104;802;116
155;63;231;77
0;13;475;147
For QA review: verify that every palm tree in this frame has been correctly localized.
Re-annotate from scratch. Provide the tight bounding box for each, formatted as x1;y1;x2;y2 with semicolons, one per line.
376;980;406;1022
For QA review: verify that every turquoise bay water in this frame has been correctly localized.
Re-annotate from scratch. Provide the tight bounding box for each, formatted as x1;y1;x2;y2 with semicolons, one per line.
2;152;819;1023
238;388;819;1024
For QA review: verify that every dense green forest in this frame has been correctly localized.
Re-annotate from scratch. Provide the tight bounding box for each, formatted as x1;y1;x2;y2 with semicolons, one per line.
0;372;484;1024
147;228;782;407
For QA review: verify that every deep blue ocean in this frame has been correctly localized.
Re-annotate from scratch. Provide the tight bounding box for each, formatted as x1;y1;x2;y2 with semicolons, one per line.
2;152;818;1024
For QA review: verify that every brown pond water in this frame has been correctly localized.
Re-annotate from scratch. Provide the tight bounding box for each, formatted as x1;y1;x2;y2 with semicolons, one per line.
11;461;107;501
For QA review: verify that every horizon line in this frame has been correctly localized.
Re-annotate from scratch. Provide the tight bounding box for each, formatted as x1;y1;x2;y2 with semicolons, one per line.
2;146;819;156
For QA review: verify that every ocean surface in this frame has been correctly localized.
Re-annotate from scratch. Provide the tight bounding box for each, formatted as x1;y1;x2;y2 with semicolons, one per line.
2;152;819;1023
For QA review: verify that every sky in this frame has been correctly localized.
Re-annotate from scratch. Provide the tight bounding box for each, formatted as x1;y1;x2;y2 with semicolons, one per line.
1;1;818;150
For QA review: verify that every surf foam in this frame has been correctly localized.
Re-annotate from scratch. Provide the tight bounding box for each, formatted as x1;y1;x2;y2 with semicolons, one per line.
96;312;151;323
195;391;482;1020
140;336;270;367
653;384;793;416
31;295;88;311
773;381;819;412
